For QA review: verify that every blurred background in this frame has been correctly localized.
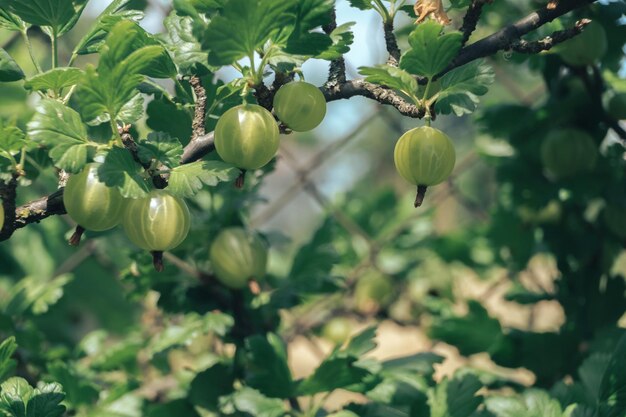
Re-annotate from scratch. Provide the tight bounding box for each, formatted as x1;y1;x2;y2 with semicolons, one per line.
0;0;625;411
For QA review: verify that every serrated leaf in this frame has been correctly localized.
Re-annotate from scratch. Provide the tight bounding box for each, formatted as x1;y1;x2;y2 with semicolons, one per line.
400;21;463;78
24;68;84;93
486;389;568;417
3;274;73;316
359;65;418;99
137;132;183;168
5;0;88;36
148;313;233;355
27;100;92;173
227;388;287;417
74;0;144;55
430;373;483;417
189;363;235;411
0;377;32;417
97;147;149;198
167;160;238;198
245;334;294;398
0;48;24;82
26;383;66;417
164;13;208;75
0;121;26;156
317;22;355;60
204;0;297;66
146;98;193;144
435;61;494;116
282;0;333;56
347;0;376;10
0;337;18;382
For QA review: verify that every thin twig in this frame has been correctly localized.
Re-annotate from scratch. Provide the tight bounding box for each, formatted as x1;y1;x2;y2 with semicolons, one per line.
509;19;590;54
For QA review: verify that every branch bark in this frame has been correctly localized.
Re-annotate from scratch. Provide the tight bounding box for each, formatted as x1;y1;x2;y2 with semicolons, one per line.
510;19;590;54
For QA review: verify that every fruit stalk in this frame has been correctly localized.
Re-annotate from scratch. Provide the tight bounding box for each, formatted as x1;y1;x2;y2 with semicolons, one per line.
415;185;428;208
69;225;85;246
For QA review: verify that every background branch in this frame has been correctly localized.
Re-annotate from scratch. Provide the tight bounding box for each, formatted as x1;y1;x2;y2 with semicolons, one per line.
460;0;492;46
510;19;590;53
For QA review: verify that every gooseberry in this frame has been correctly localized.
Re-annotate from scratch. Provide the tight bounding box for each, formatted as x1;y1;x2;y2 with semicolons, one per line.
122;189;191;270
273;81;327;132
322;317;353;345
394;126;456;207
540;129;598;179
214;104;279;170
557;21;607;67
63;163;125;244
355;272;394;313
209;227;268;289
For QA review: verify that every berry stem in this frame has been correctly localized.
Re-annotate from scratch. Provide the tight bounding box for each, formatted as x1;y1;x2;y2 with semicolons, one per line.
69;225;85;246
414;185;428;208
235;170;246;189
152;251;165;272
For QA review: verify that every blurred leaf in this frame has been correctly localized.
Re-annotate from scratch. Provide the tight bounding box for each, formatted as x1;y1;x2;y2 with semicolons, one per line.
486;389;569;417
24;68;84;93
168;160;239;198
400;21;462;78
245;333;294;398
0;49;24;82
429;373;483;417
189;363;234;411
224;387;286;417
0;8;27;31
47;362;98;406
599;333;626;417
0;337;17;382
429;301;504;356
3;274;73;316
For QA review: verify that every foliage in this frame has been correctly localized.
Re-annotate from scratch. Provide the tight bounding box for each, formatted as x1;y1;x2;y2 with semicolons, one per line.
0;0;625;417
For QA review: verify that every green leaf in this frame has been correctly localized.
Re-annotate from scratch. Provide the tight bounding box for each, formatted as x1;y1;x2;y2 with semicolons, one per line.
74;0;144;55
27;100;92;173
282;0;333;56
167;160;239;198
148;313;233;356
297;327;377;395
0;121;26;157
77;20;176;124
5;0;88;36
146;98;193;144
189;363;235;411
578;353;611;402
347;0;376;10
0;48;24;82
435;61;495;116
226;388;287;417
46;362;98;407
245;334;294;398
0;337;18;382
359;65;418;99
26;383;66;417
287;217;341;294
317;22;355;60
97;147;149;198
400;21;463;78
486;389;568;417
429;300;504;356
204;0;297;66
24;68;84;93
599;333;626;417
0;377;32;417
429;373;483;417
3;274;73;316
164;13;208;75
0;8;27;32
137;132;183;168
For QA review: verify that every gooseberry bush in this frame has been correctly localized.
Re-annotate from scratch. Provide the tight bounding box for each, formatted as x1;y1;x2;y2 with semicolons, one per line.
0;0;625;417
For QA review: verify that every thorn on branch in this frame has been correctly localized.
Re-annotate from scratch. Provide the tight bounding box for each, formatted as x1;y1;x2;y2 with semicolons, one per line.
509;19;591;54
460;0;493;46
323;6;346;90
